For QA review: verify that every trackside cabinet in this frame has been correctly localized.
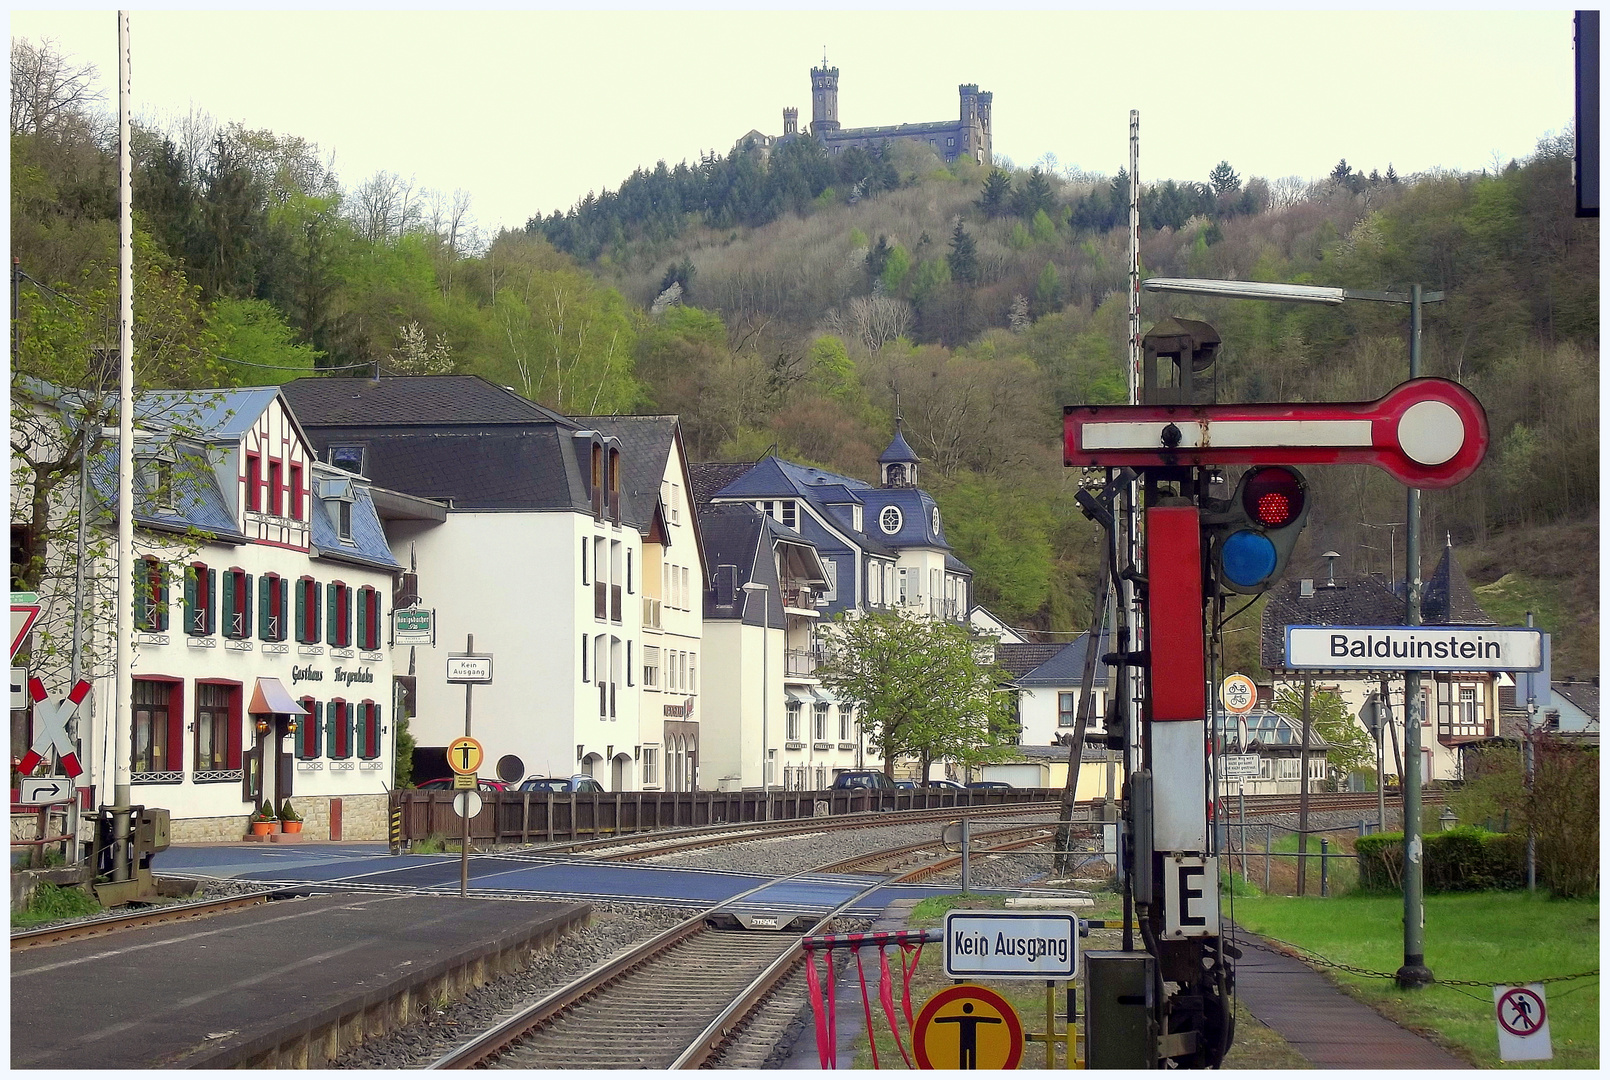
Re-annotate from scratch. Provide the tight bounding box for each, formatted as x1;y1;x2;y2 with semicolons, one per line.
1085;950;1157;1069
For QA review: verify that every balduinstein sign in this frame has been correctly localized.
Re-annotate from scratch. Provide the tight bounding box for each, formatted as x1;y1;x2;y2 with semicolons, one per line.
1285;625;1543;671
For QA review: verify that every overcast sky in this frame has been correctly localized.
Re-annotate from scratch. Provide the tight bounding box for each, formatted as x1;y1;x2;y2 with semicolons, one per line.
10;9;1578;238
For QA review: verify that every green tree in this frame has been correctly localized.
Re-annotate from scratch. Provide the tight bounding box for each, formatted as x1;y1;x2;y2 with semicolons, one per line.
816;607;1017;776
1272;687;1375;784
1010;166;1056;220
211;297;320;384
977;168;1012;217
1208;160;1241;196
1033;261;1061;316
865;234;892;281
1030;208;1056;243
946;221;978;285
908;257;952;307
880;243;912;295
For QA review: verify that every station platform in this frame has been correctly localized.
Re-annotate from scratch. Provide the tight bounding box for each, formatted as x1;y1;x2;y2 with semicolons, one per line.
10;891;590;1069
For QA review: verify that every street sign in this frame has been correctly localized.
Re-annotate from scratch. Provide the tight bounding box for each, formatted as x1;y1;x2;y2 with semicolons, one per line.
16;679;89;782
11;667;27;710
446;736;484;776
1285;626;1544;671
1220;674;1257;714
393;607;434;645
11;592;41;662
19;776;74;805
453;772;476;790
1064;377;1488;489
1494;984;1551;1061
1162;855;1220;938
943;910;1079;979
451;791;483;819
447;654;493;683
913;984;1025;1070
1220;754;1260;779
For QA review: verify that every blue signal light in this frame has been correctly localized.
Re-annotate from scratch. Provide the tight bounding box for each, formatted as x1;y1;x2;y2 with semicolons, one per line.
1221;529;1277;587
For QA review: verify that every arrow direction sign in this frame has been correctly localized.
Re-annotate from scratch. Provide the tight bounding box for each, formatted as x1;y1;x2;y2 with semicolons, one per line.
17;678;90;782
20;777;73;805
1064;378;1488;489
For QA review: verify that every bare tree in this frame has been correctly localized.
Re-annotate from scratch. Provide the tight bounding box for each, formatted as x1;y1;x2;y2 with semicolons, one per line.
349;170;422;242
846;295;913;354
10;37;104;137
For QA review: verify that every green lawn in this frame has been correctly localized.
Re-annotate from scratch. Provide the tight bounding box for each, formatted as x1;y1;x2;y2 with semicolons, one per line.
1232;891;1598;1068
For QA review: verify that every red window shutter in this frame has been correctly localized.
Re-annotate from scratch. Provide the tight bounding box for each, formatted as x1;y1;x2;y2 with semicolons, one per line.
165;680;185;771
226;683;243;770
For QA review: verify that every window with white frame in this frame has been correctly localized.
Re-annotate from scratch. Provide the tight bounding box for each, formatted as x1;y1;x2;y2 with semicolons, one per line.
786;701;801;742
642;747;657;785
839;706;851;741
643;645;660;687
688;652;697;694
1059;692;1077;728
814;702;828;741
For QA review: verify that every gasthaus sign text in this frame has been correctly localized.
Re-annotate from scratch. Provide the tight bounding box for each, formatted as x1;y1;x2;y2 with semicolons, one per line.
944;911;1078;980
1285;626;1543;671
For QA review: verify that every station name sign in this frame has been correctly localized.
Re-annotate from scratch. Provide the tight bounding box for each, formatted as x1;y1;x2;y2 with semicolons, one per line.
944;911;1078;980
1285;626;1543;672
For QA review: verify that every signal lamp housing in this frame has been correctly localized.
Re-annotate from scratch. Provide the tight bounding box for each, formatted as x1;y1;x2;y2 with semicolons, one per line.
1202;466;1311;595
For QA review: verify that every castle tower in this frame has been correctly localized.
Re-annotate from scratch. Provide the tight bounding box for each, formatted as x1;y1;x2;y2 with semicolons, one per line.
783;107;798;137
958;84;980;160
977;91;993;164
810;64;840;136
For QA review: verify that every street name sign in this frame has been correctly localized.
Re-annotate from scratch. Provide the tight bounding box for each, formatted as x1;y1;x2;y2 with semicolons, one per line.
1064;378;1488;489
1220;754;1260;779
393;607;434;645
943;910;1078;979
1285;626;1544;671
447;654;493;683
1494;984;1551;1061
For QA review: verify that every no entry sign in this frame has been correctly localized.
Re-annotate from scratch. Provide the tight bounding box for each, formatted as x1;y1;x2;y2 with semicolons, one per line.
1494;984;1551;1061
1064;378;1488;488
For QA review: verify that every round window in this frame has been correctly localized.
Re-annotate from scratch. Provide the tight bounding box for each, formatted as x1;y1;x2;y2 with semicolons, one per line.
879;505;903;535
931;507;941;534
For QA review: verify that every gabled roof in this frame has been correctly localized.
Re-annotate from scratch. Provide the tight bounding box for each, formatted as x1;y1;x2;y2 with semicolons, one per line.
1018;631;1114;686
1261;574;1410;672
88;439;246;542
689;461;758;507
281;375;572;427
1421;541;1496;626
139;386;290;442
995;643;1064;677
1552;679;1599;722
576;415;677;516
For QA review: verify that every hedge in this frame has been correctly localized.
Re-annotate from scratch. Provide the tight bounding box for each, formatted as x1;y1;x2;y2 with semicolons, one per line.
1355;826;1526;893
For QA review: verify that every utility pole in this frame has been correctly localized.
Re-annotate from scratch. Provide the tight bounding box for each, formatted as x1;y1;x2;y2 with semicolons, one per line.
1296;676;1312;895
1396;283;1434;989
111;9;136;883
461;633;473;898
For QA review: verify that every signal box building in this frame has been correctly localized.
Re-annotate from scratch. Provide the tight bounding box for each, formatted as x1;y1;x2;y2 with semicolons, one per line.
13;382;402;842
281;376;655;792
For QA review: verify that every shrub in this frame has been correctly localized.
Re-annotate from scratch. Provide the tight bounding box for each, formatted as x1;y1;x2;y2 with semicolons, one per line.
1355;826;1525;893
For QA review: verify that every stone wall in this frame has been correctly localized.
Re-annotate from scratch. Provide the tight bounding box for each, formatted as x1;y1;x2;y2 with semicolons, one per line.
167;794;390;843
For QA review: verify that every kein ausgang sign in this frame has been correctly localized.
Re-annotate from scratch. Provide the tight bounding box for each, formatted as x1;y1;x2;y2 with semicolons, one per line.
1285;626;1543;672
944;911;1078;979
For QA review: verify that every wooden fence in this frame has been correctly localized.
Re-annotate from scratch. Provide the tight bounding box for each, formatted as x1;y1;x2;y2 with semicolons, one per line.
391;787;1061;845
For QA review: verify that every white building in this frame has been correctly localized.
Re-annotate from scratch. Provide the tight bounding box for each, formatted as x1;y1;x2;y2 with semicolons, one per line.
283;376;654;792
996;634;1112;748
13;383;401;842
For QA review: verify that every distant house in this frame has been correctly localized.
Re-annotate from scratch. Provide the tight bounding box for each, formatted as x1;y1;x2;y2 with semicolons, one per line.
1211;710;1329;796
1261;540;1508;783
969;605;1027;644
996;633;1111;747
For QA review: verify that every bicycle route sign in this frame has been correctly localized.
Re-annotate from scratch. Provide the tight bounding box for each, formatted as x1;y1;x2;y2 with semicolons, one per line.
1493;984;1551;1061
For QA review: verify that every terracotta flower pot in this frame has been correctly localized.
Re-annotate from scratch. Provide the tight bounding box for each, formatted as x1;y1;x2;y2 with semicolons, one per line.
281;820;303;834
250;821;275;836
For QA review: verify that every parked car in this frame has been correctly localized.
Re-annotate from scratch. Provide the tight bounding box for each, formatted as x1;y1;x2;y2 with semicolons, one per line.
894;780;918;790
415;777;508;792
518;775;606;793
965;780;1013;791
923;779;968;791
831;770;898;790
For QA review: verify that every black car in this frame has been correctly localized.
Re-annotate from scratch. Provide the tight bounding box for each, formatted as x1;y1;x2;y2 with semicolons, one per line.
518;775;606;793
923;779;968;791
966;780;1013;791
831;770;898;790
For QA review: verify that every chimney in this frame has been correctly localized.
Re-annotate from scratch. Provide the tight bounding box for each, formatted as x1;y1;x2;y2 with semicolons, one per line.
1300;579;1315;598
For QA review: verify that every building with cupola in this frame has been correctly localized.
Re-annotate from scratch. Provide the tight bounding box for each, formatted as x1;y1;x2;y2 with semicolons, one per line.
691;426;974;788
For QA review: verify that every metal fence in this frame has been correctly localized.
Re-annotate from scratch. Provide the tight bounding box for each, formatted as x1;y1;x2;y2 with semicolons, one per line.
391;786;1061;844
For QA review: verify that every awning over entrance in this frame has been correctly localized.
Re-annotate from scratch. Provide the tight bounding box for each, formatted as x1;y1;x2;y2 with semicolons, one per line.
784;688;813;703
248;677;309;716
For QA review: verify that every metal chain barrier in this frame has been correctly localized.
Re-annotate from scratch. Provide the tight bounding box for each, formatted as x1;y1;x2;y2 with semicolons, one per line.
1240;933;1598;988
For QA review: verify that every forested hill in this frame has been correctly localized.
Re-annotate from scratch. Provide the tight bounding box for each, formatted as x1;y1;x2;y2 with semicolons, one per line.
10;37;1598;670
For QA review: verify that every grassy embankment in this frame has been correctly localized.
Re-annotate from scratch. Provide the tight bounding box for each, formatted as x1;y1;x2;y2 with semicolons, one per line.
1233;891;1599;1069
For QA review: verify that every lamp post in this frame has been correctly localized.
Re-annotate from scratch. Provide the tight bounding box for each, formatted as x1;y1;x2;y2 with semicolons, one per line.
1143;275;1444;988
741;581;771;817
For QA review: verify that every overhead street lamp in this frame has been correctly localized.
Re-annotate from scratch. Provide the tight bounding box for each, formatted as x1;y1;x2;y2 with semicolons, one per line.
1143;275;1443;989
740;581;772;817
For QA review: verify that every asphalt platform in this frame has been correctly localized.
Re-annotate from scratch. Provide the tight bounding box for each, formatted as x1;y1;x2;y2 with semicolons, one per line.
10;891;589;1069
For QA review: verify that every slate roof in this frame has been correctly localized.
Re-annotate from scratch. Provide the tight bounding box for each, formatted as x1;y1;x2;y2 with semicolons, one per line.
995;643;1064;677
879;427;919;464
1552;679;1599;722
88;439;246;542
1017;631;1114;686
280;375;571;427
308;473;403;571
140;386;289;441
697;502;794;627
1421;541;1496;626
1260;574;1415;672
689;461;758;507
576;415;676;518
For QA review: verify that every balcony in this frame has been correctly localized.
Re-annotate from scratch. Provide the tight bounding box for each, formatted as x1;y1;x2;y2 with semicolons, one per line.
781;584;822;613
643;596;662;628
785;647;822;677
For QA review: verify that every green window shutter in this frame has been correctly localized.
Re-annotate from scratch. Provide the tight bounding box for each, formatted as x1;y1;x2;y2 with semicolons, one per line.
240;572;253;638
295;580;306;643
326;584;338;646
346;705;356;759
155;564;170;631
342;587;352;647
312;582;322;643
132;564;149;630
184;566;198;635
279;577;289;642
221;570;235;637
258;575;271;639
206;568;217;635
310;701;324;758
372;704;382;758
325;702;339;757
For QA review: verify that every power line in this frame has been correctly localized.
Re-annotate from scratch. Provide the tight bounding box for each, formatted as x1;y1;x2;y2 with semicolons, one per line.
218;354;372;372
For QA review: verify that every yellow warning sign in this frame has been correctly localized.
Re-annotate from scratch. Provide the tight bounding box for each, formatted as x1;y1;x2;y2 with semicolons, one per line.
446;736;484;776
914;984;1024;1070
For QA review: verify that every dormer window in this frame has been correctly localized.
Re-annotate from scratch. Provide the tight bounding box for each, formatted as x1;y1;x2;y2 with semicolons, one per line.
318;477;356;542
135;439;178;515
852;505;863;532
328;445;365;475
879;506;903;535
931;507;941;534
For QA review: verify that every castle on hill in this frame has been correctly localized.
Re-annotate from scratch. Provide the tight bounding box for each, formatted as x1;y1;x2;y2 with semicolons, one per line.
735;63;992;168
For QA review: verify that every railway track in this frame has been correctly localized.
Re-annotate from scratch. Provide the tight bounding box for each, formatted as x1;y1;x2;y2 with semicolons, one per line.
10;887;301;950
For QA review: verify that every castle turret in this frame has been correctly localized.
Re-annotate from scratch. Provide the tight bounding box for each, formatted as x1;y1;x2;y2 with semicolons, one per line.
811;64;840;136
977;91;993;164
783;107;799;137
879;421;920;488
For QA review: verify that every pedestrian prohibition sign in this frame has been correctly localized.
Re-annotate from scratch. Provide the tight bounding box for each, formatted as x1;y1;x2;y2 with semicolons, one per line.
446;736;484;776
1493;984;1551;1061
913;984;1024;1070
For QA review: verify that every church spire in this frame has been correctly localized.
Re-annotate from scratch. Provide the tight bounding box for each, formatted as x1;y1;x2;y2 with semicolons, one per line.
879;413;919;487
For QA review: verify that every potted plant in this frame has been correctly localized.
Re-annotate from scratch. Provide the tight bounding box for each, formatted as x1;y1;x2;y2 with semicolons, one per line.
278;800;303;834
248;801;278;836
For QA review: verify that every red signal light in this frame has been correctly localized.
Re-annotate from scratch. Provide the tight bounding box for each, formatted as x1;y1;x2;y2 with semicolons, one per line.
1241;467;1305;528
